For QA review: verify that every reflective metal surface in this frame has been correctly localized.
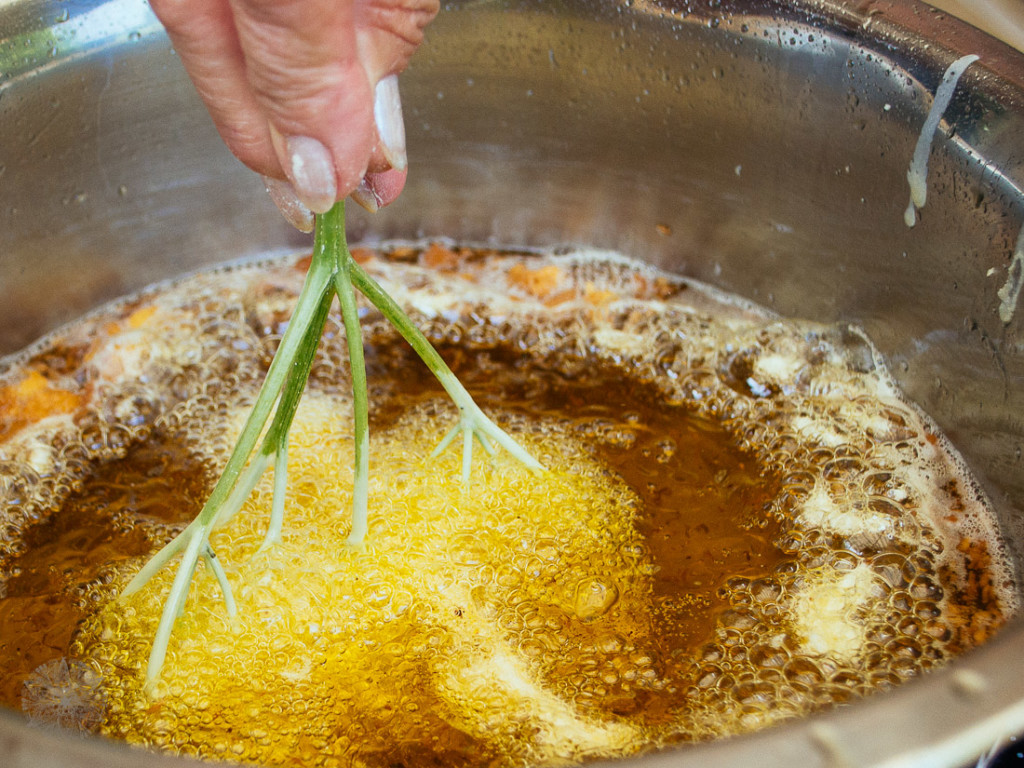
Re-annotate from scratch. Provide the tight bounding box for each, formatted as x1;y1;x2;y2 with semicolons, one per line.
3;0;1024;766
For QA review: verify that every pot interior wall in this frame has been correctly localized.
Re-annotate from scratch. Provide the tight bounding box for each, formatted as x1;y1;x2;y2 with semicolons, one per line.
3;0;1024;766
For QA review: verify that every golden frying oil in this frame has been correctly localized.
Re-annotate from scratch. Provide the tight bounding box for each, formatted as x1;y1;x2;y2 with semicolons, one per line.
0;245;1013;767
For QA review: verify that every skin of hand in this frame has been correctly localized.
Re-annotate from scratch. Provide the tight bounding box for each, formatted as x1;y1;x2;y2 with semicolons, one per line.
150;0;439;230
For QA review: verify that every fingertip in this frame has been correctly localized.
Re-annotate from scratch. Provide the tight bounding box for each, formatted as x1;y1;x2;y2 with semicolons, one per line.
268;132;337;214
373;76;407;172
368;168;407;207
263;175;315;232
351;169;407;213
351;178;380;213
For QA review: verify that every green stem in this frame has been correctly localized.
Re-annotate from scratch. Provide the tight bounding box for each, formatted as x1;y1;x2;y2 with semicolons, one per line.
259;437;288;553
317;203;371;544
255;286;335;553
332;268;371;544
203;546;236;618
263;285;334;449
194;260;333;529
126;200;545;690
145;527;205;688
350;259;544;476
128;219;336;687
125;261;334;580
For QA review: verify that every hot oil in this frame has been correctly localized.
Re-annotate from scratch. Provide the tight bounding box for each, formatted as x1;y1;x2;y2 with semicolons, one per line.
377;342;785;664
2;338;784;755
0;433;208;706
0;246;1014;766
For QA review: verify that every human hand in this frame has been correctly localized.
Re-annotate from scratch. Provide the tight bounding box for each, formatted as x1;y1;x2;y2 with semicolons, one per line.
151;0;439;230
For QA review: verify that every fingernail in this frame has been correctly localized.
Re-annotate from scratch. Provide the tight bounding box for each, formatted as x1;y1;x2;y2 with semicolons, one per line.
374;75;407;172
262;175;314;232
350;177;381;213
272;132;336;214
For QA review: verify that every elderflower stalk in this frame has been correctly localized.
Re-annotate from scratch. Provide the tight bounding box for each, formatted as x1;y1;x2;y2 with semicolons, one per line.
332;233;371;545
122;201;543;688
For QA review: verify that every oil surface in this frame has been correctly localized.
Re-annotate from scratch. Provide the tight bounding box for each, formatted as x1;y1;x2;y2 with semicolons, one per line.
0;244;1014;766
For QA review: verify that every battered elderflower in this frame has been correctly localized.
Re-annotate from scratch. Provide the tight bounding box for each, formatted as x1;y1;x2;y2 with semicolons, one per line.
120;203;543;688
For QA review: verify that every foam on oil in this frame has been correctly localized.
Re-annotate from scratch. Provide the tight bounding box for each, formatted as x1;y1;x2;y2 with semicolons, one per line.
0;243;1015;767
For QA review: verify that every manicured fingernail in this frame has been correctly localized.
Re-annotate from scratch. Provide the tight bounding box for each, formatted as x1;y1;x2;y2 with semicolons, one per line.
351;177;381;213
262;175;314;232
374;75;407;172
274;134;336;214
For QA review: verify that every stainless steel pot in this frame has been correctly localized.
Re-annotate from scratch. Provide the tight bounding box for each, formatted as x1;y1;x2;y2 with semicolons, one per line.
3;0;1024;765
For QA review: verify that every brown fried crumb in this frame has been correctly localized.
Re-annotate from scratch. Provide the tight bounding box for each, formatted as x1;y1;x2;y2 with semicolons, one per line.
0;370;83;442
386;246;418;262
420;243;461;271
653;277;683;300
507;264;563;298
543;289;578;307
584;283;617;307
350;247;375;265
944;538;1004;650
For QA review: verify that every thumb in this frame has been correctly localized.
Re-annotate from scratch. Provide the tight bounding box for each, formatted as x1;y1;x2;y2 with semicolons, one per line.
231;0;376;212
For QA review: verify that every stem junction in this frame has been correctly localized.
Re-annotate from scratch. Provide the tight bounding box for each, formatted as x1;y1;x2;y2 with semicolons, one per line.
122;202;543;689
